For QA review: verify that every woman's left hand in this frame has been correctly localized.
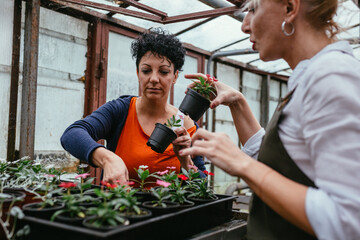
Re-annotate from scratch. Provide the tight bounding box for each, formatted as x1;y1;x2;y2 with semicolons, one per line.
172;127;194;170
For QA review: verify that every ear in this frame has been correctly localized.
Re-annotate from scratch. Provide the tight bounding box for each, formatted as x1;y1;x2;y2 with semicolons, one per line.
285;0;300;23
173;70;179;84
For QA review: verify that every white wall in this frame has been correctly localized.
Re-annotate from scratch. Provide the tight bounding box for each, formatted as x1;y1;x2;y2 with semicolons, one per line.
107;32;138;101
0;0;87;159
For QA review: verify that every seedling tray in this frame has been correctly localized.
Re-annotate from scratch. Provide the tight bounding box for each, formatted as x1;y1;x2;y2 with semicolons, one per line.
19;194;236;240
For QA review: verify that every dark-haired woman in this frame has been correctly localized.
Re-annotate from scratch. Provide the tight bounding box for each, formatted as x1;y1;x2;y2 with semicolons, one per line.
61;28;205;186
180;0;360;239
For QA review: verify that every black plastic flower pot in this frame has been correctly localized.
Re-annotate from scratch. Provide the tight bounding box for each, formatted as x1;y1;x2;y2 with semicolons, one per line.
179;88;210;121
187;195;219;205
142;201;180;217
54;212;85;227
147;123;177;153
118;207;152;224
82;215;130;232
22;202;65;220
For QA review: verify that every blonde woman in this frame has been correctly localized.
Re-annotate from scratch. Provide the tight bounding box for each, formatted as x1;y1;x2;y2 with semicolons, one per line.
181;0;360;239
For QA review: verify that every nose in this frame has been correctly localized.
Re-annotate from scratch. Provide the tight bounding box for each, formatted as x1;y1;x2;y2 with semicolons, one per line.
241;13;251;34
149;72;160;83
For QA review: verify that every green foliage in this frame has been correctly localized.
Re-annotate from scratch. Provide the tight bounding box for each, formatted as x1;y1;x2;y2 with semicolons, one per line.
165;115;181;128
150;187;171;207
132;166;155;191
191;76;216;100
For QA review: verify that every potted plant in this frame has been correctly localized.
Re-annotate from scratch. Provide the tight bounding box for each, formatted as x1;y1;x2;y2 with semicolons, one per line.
0;200;29;240
111;187;152;223
22;181;65;219
142;180;179;217
50;174;96;226
185;170;218;204
179;76;216;121
131;165;156;199
0;183;29;240
51;192;87;226
83;184;129;231
146;115;181;153
154;166;179;189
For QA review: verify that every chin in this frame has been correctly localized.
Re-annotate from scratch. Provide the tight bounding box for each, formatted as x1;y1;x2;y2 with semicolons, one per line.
259;52;281;62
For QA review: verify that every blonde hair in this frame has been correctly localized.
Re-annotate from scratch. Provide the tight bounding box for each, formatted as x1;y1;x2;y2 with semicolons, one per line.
302;0;340;38
242;0;340;38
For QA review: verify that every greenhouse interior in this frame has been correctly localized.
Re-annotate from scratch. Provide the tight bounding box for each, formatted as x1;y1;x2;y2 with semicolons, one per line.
1;0;360;239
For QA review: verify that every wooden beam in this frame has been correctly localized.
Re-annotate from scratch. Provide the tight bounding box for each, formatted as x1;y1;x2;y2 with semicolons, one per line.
7;0;22;162
163;6;240;24
20;0;40;159
60;0;163;22
119;0;167;18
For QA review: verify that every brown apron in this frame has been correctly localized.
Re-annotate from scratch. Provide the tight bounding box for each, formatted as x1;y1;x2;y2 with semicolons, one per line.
246;89;317;240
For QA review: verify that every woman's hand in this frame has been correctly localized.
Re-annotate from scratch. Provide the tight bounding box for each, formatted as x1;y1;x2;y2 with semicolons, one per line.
172;127;194;170
178;128;252;176
184;73;244;109
91;147;129;185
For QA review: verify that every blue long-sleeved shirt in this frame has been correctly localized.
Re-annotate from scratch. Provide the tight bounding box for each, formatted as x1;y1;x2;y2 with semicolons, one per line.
61;95;206;177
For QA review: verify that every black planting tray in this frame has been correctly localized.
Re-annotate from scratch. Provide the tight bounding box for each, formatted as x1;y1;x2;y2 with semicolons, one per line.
19;194;236;240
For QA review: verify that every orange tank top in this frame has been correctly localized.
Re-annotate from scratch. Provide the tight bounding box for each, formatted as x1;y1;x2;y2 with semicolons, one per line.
115;97;196;188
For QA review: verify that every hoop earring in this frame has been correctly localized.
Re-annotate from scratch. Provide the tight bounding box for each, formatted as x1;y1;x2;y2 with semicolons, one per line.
281;21;295;36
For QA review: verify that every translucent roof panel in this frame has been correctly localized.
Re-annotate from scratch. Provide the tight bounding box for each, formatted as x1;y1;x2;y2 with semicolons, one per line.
178;15;246;51
112;0;213;35
81;0;359;77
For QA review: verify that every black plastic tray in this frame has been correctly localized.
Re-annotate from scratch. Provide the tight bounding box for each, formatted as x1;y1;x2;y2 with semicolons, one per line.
19;194;236;240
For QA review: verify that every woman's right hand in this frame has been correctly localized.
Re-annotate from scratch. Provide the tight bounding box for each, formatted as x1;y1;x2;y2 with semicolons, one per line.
91;147;129;185
184;73;244;109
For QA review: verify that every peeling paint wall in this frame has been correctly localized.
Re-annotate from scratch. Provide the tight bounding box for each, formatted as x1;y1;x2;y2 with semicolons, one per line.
0;0;87;162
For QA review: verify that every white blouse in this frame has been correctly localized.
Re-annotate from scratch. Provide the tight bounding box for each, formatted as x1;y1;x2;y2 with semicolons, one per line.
243;41;360;240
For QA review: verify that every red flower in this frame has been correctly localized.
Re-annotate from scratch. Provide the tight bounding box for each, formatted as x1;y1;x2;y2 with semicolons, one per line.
178;174;188;181
101;180;117;189
203;170;214;176
125;181;135;186
59;182;77;188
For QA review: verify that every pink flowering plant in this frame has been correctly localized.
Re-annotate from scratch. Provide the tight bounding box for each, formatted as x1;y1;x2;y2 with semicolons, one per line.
73;173;95;196
110;187;142;216
132;165;156;191
148;180;172;207
154;166;178;189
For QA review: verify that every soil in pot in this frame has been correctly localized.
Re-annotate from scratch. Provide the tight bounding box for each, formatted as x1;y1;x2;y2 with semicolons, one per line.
22;202;64;220
142;201;180;217
82;215;130;232
147;123;177;153
179;88;210;121
119;207;152;224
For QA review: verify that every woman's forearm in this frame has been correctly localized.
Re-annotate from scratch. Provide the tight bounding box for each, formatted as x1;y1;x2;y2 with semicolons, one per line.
229;97;262;145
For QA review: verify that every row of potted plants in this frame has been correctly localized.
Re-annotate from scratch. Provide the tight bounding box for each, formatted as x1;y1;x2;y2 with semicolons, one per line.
0;158;217;238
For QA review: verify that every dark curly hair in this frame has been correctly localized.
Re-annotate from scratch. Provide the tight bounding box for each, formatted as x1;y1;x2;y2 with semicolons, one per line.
131;28;186;73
